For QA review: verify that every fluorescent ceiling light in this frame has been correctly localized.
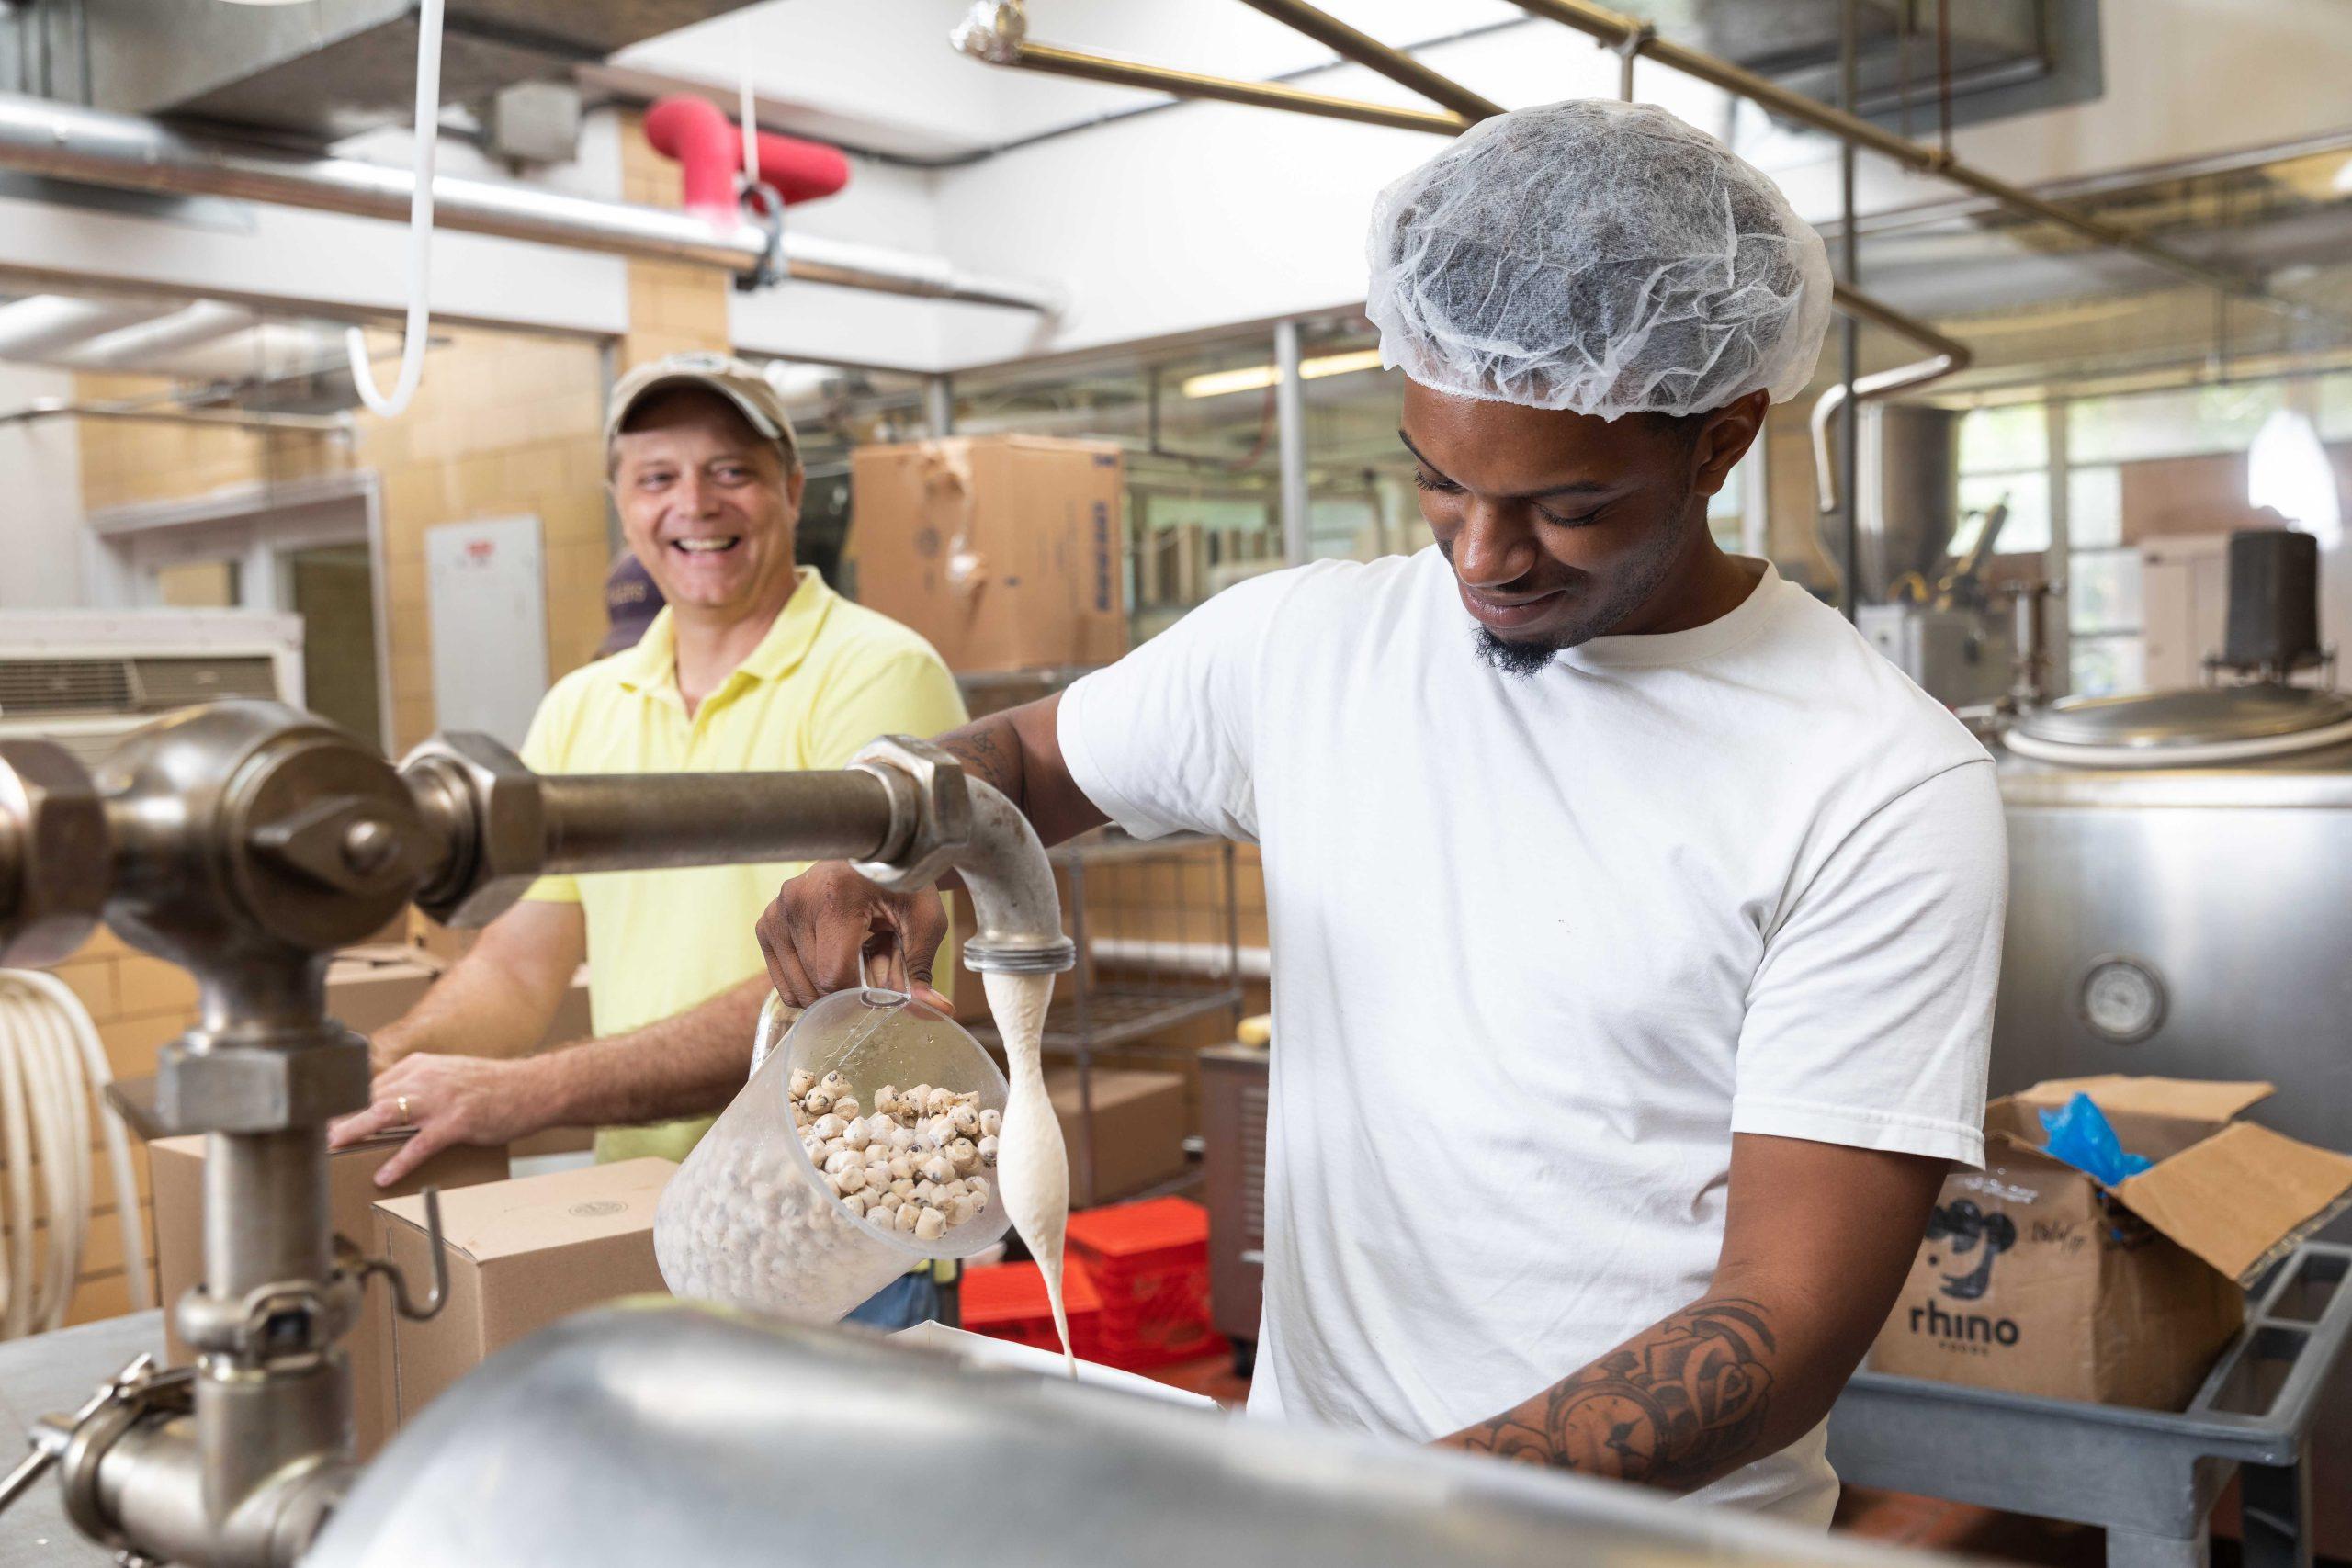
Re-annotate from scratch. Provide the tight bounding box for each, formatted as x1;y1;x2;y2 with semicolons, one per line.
1182;348;1386;400
2247;408;2343;550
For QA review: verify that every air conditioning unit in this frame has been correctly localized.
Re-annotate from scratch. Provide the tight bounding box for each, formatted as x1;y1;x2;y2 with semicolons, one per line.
0;610;303;771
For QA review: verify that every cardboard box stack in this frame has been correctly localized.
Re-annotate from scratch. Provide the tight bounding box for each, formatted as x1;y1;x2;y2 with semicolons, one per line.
849;435;1127;674
1872;1076;2352;1409
149;1132;510;1458
371;1157;673;1430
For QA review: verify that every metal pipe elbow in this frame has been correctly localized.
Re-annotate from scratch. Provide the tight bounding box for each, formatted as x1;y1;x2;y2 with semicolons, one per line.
850;738;1072;977
954;780;1075;976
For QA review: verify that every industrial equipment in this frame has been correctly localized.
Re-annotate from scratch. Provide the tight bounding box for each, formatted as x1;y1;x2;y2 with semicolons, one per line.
1201;1043;1268;1376
0;701;1073;1568
1990;526;2352;1552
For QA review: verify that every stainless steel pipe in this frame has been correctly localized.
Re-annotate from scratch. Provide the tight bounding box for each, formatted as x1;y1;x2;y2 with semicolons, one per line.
0;92;1061;312
1498;0;2300;316
536;771;900;875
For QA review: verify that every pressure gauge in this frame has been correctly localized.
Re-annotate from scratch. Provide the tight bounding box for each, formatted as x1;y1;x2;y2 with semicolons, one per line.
2077;955;2166;1043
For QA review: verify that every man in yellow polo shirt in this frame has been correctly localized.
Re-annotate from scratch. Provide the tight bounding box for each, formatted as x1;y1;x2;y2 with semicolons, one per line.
334;354;966;1216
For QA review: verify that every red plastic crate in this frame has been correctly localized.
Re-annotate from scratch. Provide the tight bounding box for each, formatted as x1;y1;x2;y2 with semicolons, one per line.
1065;1198;1225;1371
960;1258;1103;1360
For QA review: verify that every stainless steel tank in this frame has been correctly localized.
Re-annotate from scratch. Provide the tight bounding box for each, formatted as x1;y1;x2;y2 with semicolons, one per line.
1991;686;2352;1142
1993;683;2352;1555
307;1303;1926;1568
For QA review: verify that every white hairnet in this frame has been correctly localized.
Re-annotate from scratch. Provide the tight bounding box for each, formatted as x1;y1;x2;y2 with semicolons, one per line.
1365;99;1833;420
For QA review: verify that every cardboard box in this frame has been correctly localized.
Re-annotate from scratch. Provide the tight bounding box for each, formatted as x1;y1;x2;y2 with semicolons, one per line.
1871;1077;2352;1409
372;1157;673;1428
850;435;1128;673
148;1132;509;1458
1049;1066;1187;1207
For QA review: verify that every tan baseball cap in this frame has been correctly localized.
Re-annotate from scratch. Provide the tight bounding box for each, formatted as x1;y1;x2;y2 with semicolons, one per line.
605;351;800;469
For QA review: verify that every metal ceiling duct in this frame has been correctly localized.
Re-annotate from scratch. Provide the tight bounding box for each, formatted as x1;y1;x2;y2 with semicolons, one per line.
0;295;179;360
74;0;768;141
0;93;1063;312
63;301;257;369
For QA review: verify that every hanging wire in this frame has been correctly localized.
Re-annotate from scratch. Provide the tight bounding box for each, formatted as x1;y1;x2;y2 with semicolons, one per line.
344;0;446;418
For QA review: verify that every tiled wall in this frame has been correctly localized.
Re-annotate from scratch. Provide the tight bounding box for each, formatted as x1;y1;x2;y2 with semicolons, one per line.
619;113;732;372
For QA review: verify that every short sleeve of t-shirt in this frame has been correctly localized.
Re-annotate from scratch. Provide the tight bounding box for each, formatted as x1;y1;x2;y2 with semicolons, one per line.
1056;569;1295;842
516;679;584;907
1731;759;2007;1168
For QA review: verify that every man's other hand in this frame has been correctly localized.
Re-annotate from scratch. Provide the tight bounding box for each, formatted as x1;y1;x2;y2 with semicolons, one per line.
331;1055;560;1186
755;862;951;1013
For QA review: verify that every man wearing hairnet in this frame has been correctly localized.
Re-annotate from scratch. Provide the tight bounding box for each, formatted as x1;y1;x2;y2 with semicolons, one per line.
758;101;2005;1523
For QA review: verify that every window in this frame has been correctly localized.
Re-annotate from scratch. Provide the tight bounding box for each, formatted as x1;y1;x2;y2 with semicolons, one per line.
1954;406;2052;557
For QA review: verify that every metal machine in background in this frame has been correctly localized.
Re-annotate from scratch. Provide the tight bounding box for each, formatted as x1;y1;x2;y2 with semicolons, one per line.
1990;526;2352;1553
1828;403;2051;711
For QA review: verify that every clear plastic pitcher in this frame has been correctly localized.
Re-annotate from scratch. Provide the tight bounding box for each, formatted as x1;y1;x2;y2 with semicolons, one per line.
655;983;1013;1324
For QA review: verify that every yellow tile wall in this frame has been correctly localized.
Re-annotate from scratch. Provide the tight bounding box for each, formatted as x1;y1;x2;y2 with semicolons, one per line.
619;111;733;372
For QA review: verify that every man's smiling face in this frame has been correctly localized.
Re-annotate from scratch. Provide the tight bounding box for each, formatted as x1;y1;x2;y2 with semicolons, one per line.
611;387;804;625
1400;380;1761;671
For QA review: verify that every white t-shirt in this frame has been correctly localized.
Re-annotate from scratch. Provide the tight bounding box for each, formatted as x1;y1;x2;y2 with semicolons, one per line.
1057;547;2006;1523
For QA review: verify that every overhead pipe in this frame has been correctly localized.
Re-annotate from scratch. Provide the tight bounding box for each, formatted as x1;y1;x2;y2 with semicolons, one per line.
1232;0;1504;121
1809;283;1972;516
949;5;1468;137
0;396;353;434
0;92;1060;314
1498;0;2305;319
0;296;178;361
643;95;851;226
62;302;257;369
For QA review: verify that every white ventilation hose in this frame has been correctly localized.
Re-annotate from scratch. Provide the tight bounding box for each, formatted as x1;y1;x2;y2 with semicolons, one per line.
345;0;447;418
0;971;154;1337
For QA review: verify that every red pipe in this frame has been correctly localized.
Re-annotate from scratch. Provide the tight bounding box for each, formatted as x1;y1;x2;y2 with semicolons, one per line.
644;95;850;223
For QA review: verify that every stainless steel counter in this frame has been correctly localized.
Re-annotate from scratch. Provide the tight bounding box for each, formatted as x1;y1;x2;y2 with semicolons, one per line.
0;1312;164;1568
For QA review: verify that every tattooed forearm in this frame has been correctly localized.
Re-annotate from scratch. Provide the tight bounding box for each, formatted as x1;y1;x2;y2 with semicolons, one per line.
934;713;1028;807
1450;1297;1779;1490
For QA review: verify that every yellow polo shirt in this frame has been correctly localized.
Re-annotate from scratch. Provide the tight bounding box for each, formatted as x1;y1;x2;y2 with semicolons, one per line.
517;568;967;1164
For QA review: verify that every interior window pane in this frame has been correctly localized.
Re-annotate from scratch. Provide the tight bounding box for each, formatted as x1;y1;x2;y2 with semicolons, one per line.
2068;466;2123;548
2068;547;2143;634
1952;472;2052;556
2070;381;2288;465
2070;634;2145;697
1958;404;2048;475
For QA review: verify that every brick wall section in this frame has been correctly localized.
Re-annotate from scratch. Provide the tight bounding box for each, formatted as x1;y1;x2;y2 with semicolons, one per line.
619;112;733;371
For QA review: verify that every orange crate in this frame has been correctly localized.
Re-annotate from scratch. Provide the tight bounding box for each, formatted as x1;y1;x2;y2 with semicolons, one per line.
960;1258;1103;1359
1066;1198;1224;1370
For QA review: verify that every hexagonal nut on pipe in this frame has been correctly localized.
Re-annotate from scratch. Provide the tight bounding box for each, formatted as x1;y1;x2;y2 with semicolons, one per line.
0;739;113;967
398;733;548;929
850;736;971;891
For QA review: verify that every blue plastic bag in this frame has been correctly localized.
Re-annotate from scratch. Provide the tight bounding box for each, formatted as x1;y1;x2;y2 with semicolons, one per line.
2037;1092;2154;1185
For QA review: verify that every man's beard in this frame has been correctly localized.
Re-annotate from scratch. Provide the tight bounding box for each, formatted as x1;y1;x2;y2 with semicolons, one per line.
1472;626;1562;677
1462;487;1696;681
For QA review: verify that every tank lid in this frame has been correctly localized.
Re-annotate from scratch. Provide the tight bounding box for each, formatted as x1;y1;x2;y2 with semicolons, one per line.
2011;683;2352;750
